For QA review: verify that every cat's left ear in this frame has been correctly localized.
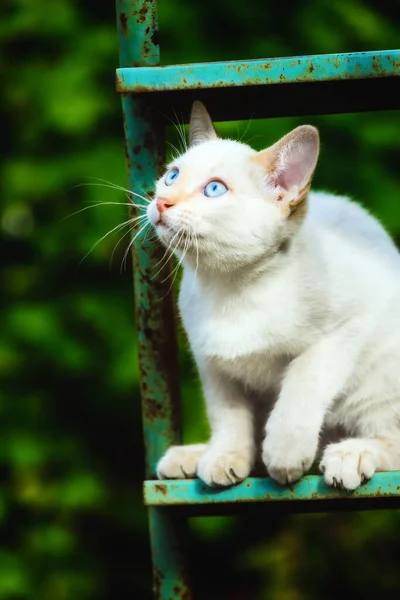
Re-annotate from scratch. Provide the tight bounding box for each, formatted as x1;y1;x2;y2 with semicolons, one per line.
253;125;319;214
189;101;218;146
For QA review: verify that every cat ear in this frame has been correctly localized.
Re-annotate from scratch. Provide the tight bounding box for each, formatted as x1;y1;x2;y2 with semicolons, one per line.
189;101;218;146
254;125;319;213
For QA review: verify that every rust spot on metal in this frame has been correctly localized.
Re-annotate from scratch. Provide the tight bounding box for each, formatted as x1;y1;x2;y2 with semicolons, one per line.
372;59;380;72
143;41;150;58
133;145;141;155
333;57;341;69
308;64;315;73
130;84;151;93
143;395;166;422
279;73;286;82
138;5;148;23
154;483;167;495
119;11;128;35
151;30;160;46
170;586;191;600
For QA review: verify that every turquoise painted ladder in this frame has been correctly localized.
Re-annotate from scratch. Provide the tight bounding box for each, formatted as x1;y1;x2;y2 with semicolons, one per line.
115;1;400;597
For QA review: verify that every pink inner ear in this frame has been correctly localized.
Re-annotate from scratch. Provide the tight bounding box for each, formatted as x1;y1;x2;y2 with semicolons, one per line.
274;140;316;192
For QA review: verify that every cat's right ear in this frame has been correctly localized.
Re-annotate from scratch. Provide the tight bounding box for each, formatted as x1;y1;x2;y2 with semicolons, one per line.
253;125;319;215
189;101;218;146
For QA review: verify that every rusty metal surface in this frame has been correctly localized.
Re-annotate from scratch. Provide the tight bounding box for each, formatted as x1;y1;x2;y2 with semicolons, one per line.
117;0;181;492
121;94;182;478
149;507;192;600
116;50;400;93
116;1;192;598
144;473;400;506
116;0;159;67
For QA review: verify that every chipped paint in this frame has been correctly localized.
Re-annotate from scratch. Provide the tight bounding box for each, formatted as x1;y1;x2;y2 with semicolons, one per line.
149;507;192;599
116;0;160;67
116;50;400;92
144;473;400;506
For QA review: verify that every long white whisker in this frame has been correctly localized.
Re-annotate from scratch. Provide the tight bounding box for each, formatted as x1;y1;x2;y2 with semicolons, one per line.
174;109;188;152
161;228;186;284
77;217;138;270
81;177;134;196
142;221;157;245
62;202;147;221
237;120;251;143
189;226;199;293
152;227;184;278
120;236;136;274
72;177;153;205
166;141;181;161
166;229;190;293
110;213;148;265
162;109;187;154
121;221;151;273
123;221;151;271
110;226;135;267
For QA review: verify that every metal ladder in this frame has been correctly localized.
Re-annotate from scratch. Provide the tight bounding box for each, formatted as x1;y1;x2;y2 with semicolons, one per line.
115;1;400;597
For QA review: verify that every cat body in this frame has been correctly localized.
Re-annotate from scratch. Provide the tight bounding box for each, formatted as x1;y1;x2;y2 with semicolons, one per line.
148;102;400;489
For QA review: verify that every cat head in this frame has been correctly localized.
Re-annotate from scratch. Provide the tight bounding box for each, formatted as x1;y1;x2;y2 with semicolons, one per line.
147;101;319;272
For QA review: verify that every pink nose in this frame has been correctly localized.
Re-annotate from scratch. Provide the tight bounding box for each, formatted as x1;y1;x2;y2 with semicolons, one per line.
157;197;174;213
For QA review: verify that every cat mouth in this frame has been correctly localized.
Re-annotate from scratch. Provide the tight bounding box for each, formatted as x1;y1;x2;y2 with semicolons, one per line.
156;222;202;246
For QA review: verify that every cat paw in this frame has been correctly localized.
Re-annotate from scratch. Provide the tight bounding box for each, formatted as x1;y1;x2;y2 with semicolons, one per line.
320;439;378;491
197;450;252;487
157;444;207;479
262;430;317;485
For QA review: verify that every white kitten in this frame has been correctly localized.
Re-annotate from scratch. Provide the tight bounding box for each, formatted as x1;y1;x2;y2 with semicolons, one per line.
147;101;400;490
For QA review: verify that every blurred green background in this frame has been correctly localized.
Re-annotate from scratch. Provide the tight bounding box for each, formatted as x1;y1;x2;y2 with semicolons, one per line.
1;0;400;598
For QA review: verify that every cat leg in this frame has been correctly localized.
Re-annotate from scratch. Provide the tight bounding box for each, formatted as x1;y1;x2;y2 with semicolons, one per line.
194;363;255;486
157;444;208;479
196;367;255;487
157;365;255;486
320;437;400;490
262;324;366;484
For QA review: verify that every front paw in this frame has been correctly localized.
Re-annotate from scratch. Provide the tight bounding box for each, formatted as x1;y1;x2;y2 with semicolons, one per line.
262;429;318;485
198;449;252;487
319;439;378;491
157;444;207;479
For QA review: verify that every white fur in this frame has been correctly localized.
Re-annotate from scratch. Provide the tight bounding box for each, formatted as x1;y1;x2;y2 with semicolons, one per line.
147;119;400;491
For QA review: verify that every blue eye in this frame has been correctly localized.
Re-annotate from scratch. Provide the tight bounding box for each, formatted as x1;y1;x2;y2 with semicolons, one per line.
165;168;179;186
204;180;229;198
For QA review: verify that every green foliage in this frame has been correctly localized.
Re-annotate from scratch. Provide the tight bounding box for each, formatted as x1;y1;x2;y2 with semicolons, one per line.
1;0;399;598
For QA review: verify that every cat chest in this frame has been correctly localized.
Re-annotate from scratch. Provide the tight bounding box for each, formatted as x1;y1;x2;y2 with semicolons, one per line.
182;305;295;390
182;297;296;359
211;351;290;391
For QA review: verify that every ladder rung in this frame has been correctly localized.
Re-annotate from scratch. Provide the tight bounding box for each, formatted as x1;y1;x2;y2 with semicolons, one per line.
144;473;400;506
116;50;400;93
